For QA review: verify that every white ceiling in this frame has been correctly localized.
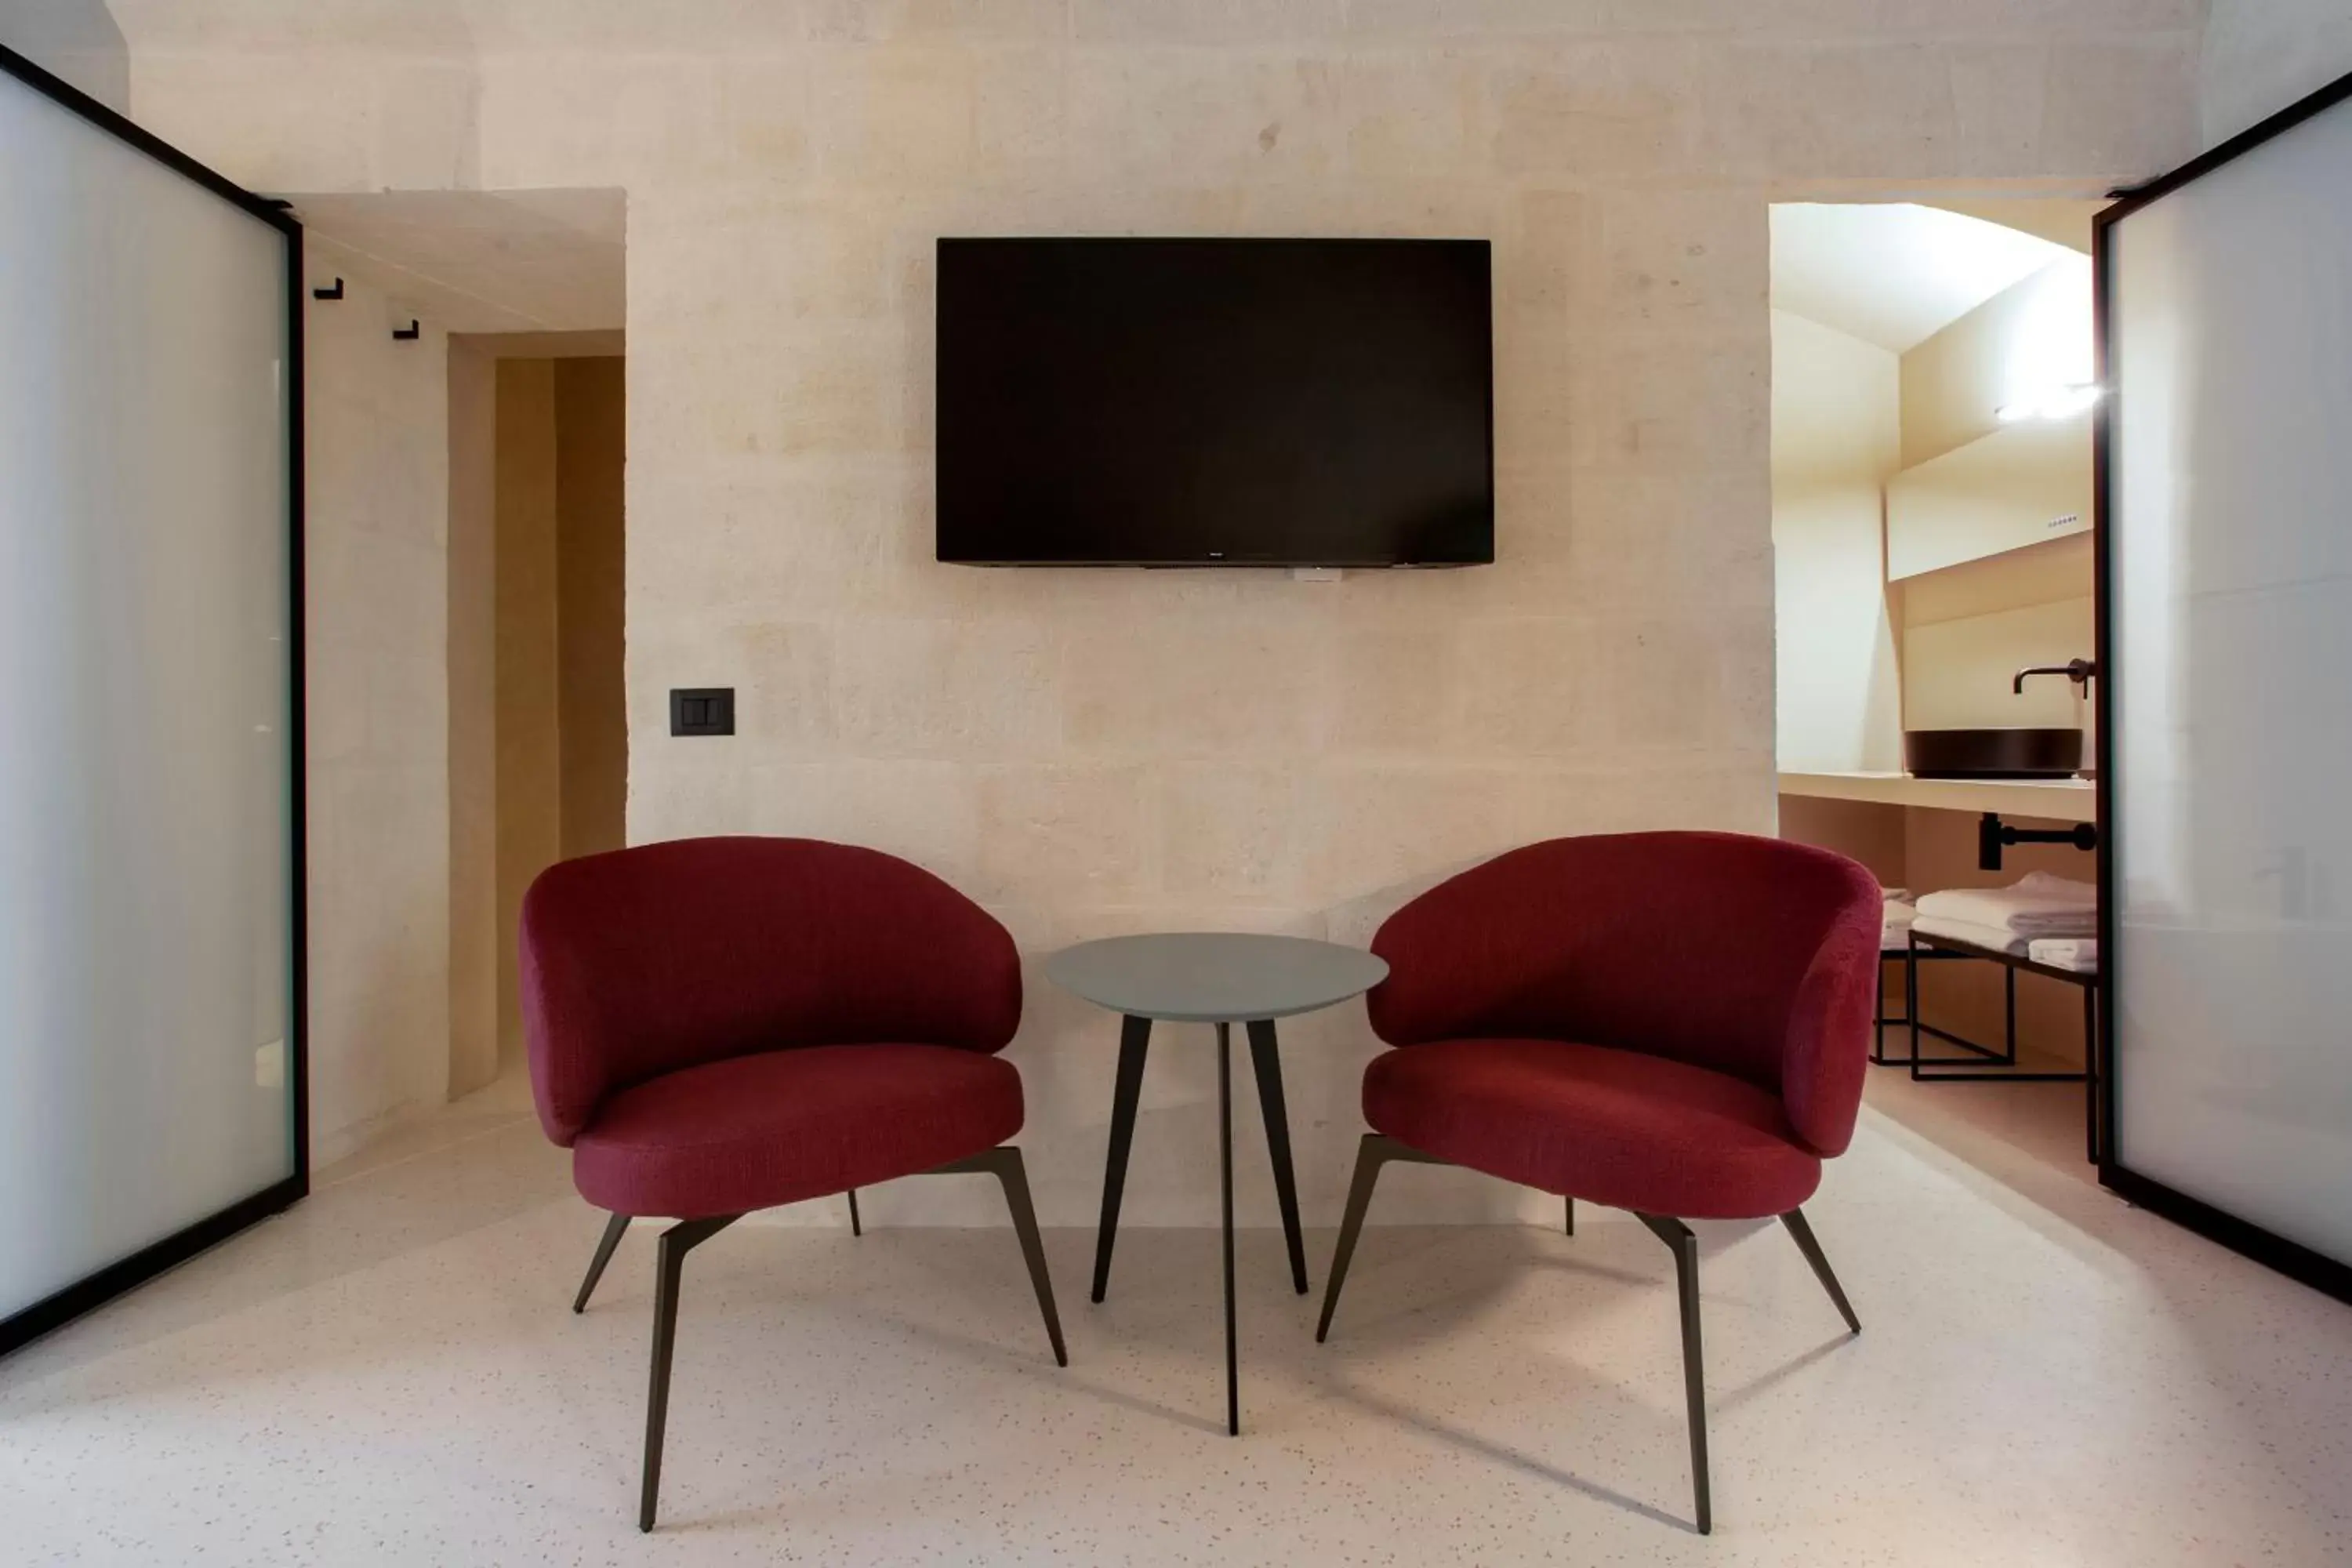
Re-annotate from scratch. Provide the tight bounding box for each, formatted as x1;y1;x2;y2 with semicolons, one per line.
1769;202;2075;354
290;189;626;335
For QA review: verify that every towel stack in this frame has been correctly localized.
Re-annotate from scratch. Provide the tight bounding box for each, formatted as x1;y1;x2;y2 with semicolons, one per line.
2026;938;2099;973
1912;873;2097;964
1879;887;1917;952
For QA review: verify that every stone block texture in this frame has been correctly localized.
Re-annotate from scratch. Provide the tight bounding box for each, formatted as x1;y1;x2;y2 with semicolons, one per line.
116;0;2201;1220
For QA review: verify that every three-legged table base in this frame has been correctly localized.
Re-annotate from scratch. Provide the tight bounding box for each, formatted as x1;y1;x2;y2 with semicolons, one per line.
1090;1014;1308;1436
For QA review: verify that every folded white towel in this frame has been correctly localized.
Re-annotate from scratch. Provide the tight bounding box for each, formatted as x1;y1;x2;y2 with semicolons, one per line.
1910;914;2030;956
1915;873;2096;938
1879;886;1912;904
2028;937;2099;972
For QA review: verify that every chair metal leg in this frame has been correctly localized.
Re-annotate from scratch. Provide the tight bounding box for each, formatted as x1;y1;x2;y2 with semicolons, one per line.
1244;1019;1309;1295
846;1189;862;1236
1780;1208;1860;1334
1316;1133;1447;1342
1091;1014;1152;1303
1565;1195;1575;1236
640;1214;740;1533
573;1211;631;1314
1316;1135;1386;1343
932;1145;1068;1367
1635;1213;1711;1536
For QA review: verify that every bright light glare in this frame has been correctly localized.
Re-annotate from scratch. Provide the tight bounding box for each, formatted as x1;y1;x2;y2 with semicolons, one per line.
1998;383;2103;422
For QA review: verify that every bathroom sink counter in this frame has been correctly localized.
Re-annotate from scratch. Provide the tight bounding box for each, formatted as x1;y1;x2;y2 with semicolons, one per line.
1778;771;2097;823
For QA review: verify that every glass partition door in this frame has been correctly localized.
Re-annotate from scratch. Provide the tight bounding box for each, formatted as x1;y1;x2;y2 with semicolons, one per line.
2100;74;2352;1298
0;45;304;1351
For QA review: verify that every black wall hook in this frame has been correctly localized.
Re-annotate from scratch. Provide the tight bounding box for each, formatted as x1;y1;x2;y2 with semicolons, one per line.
392;319;420;340
312;278;344;300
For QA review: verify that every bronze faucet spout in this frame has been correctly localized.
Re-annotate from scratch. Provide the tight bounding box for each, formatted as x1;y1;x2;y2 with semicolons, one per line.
2013;659;2098;695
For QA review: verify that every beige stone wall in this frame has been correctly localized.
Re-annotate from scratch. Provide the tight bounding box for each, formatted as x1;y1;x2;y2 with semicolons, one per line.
122;2;2201;1221
303;260;453;1165
446;341;500;1100
2203;0;2352;146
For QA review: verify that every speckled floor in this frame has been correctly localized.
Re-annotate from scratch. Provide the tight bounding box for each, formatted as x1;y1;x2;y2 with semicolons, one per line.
4;1071;2348;1566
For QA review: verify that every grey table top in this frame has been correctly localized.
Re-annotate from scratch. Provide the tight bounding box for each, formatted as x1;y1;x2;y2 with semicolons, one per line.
1044;932;1389;1024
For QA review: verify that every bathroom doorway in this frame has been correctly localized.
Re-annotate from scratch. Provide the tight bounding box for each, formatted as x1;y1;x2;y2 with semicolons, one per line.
1766;198;2108;1169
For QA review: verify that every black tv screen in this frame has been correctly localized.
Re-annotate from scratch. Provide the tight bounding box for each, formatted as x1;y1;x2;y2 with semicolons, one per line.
935;238;1494;567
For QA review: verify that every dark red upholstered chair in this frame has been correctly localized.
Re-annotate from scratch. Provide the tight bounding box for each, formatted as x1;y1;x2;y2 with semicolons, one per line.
521;837;1065;1531
1315;831;1881;1534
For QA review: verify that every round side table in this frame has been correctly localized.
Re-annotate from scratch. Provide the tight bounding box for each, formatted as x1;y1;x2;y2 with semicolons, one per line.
1044;931;1388;1436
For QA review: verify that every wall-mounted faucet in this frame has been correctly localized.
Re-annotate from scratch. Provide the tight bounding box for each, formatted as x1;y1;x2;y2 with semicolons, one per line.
2014;658;2098;695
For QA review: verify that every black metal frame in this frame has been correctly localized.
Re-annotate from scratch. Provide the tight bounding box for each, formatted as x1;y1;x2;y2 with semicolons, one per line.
1975;810;2098;873
2092;64;2352;1308
1089;1014;1309;1437
573;1145;1066;1532
1903;933;2103;1163
0;42;308;1360
1869;946;1985;1066
1316;1134;1859;1536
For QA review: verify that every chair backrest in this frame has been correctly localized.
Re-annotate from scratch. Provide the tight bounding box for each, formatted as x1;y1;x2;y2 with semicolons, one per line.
1367;832;1880;1111
520;837;1022;1146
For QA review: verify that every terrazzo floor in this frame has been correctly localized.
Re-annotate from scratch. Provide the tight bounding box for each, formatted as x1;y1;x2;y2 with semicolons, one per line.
3;1069;2348;1566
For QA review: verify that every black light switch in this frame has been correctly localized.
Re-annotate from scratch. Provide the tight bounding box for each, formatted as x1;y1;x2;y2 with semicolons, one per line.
670;688;735;736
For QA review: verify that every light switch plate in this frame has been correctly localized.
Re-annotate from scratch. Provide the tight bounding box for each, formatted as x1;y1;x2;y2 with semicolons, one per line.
670;688;735;736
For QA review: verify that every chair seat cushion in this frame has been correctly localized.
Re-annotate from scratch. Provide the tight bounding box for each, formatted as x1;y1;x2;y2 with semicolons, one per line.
1362;1039;1820;1220
573;1044;1023;1219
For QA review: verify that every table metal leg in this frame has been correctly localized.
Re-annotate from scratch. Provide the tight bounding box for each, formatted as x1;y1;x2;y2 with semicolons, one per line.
2003;965;2019;1064
1218;1020;1238;1437
1244;1019;1309;1295
1091;1014;1152;1303
1907;942;1922;1079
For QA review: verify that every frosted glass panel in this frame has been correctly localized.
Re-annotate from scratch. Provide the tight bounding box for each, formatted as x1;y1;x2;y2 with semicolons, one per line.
2108;94;2352;1268
0;70;296;1319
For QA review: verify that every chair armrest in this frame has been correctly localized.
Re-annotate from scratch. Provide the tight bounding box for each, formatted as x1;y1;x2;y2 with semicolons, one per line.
1779;890;1883;1157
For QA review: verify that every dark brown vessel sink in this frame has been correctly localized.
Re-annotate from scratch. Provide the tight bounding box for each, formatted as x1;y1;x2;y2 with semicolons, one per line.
1904;728;2082;780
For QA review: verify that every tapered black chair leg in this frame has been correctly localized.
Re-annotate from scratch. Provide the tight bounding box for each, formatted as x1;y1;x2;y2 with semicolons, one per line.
1316;1134;1392;1342
1245;1020;1310;1294
1565;1195;1575;1236
1637;1214;1711;1536
640;1214;739;1533
1091;1014;1152;1303
847;1189;862;1236
981;1146;1068;1367
573;1211;631;1314
1780;1208;1860;1334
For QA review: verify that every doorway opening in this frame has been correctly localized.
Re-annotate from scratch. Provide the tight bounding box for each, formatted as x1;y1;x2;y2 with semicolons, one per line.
456;340;628;1080
1766;198;2106;1176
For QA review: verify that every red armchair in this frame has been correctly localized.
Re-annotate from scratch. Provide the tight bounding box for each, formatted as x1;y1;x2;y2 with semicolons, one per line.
1315;831;1881;1534
520;837;1065;1531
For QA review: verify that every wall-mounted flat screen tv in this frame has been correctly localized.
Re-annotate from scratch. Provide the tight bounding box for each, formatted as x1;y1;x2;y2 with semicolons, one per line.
935;238;1494;567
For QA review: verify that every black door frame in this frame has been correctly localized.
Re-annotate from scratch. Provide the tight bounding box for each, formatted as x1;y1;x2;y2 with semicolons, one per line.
0;42;309;1356
2092;65;2352;1308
